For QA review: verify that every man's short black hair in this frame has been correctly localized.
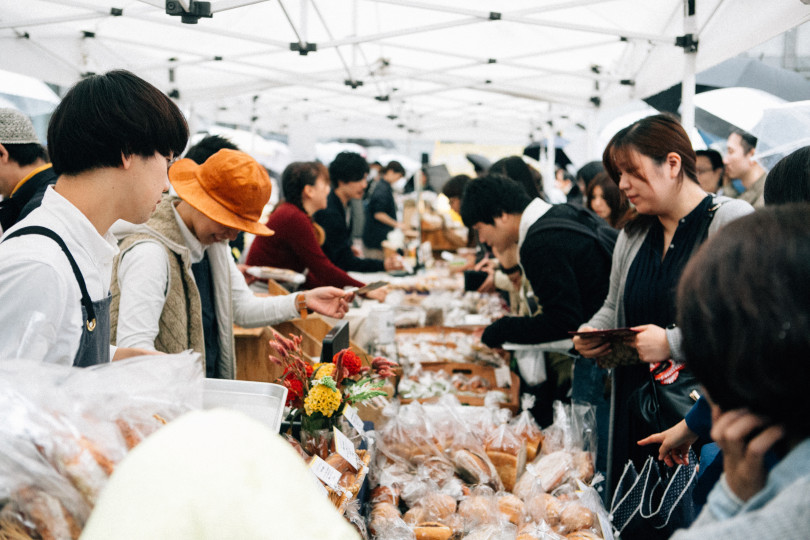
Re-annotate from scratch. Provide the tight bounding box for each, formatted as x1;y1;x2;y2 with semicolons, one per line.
731;129;758;155
185;134;239;164
696;149;723;171
764;146;810;206
576;160;604;189
490;156;540;199
4;143;48;167
460;174;532;227
442;174;471;200
47;69;188;176
384;160;405;176
328;151;369;186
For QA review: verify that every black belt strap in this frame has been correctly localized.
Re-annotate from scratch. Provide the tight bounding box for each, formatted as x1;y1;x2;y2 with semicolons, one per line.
3;226;97;331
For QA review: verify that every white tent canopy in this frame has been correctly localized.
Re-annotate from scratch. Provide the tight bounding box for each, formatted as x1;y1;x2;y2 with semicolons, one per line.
1;0;808;149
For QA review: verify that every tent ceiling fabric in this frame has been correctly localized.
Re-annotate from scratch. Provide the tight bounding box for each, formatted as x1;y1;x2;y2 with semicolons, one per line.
1;0;808;144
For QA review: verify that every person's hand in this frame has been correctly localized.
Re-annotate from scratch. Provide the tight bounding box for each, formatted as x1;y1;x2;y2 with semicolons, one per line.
474;256;496;273
630;324;670;363
476;272;496;293
238;264;258;285
305;287;351;319
507;268;522;291
364;287;387;302
383;256;403;271
572;326;611;358
351;244;363;257
637;419;699;467
710;408;785;502
113;347;165;361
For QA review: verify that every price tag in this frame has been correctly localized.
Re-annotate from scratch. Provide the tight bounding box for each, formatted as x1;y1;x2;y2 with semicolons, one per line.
333;426;361;471
310;469;329;498
494;365;511;388
343;405;366;436
308;455;342;491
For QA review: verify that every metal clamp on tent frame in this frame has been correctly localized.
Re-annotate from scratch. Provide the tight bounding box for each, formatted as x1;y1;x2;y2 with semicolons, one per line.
165;0;212;24
675;33;699;53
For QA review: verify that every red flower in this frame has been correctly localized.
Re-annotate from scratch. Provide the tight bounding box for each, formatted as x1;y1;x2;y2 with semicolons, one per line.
283;374;304;406
304;362;314;378
334;349;362;376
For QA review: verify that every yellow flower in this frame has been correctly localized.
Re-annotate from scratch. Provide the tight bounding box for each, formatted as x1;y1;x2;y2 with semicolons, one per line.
314;363;336;379
303;384;342;417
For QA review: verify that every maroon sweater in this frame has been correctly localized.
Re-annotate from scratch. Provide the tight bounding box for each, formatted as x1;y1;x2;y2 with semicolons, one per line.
246;202;365;289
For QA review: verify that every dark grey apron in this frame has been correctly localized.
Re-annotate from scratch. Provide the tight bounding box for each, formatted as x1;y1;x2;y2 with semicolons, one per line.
3;226;111;367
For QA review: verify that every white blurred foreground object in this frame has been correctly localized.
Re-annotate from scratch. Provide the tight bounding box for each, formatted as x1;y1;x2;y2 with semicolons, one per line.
81;409;360;540
752;100;810;171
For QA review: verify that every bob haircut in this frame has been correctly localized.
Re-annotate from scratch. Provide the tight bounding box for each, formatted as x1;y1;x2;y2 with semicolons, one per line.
47;70;188;177
460;173;531;228
677;204;810;439
328;151;369;186
586;171;629;229
763;146;810;206
281;161;326;212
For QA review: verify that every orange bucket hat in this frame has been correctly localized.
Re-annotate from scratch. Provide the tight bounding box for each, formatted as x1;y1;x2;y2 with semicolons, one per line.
169;149;274;236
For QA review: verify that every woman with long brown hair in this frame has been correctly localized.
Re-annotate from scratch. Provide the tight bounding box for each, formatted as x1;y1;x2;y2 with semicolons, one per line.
572;114;752;535
585;171;630;229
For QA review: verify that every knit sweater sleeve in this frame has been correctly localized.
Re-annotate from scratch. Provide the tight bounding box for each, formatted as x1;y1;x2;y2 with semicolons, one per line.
282;205;365;289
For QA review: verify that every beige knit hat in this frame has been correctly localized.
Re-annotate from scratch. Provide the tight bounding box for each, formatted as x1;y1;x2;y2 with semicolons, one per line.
0;108;40;144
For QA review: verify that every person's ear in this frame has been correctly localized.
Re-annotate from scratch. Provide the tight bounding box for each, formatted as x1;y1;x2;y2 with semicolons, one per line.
302;183;315;199
120;152;133;170
0;143;9;164
666;152;682;179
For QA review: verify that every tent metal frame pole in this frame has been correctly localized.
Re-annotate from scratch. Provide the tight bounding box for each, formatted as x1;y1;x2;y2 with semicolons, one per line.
681;0;698;134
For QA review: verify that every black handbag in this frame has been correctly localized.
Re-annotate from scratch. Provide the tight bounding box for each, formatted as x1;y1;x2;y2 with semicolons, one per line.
630;362;701;433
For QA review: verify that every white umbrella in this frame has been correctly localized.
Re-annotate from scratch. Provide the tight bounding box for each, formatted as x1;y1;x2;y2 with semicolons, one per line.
0;68;60;117
692;87;785;139
751;100;810;172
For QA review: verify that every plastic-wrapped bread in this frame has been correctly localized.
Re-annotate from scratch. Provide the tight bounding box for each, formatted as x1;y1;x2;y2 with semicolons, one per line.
530;451;573;493
526;493;564;528
413;521;454;540
484;424;527;493
496;493;525;525
450;448;503;491
510;395;544;462
558;502;596;535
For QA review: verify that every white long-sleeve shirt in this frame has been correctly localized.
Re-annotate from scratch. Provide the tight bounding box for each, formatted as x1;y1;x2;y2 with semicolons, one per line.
115;204;298;351
0;187;119;364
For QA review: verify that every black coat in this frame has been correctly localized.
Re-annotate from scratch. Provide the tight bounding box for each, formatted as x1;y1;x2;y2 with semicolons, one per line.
314;191;384;273
481;204;611;348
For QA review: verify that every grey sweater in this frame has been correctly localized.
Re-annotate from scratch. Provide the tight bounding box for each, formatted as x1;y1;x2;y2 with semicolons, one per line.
583;196;753;360
671;438;810;540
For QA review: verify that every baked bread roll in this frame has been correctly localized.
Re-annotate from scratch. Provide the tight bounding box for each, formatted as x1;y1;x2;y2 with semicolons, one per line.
486;450;525;493
572;451;594;484
451;449;502;490
526;493;563;527
559;503;595;534
423;493;457;519
457;495;497;527
497;493;525;525
404;505;430;525
369;503;401;536
414;521;453;540
565;531;602;540
371;485;399;506
532;451;573;492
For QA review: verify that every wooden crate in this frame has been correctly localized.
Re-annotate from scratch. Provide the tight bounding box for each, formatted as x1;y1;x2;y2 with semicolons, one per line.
398;361;520;414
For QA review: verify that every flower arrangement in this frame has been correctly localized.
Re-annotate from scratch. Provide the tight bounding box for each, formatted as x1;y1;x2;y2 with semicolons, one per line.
269;331;398;453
